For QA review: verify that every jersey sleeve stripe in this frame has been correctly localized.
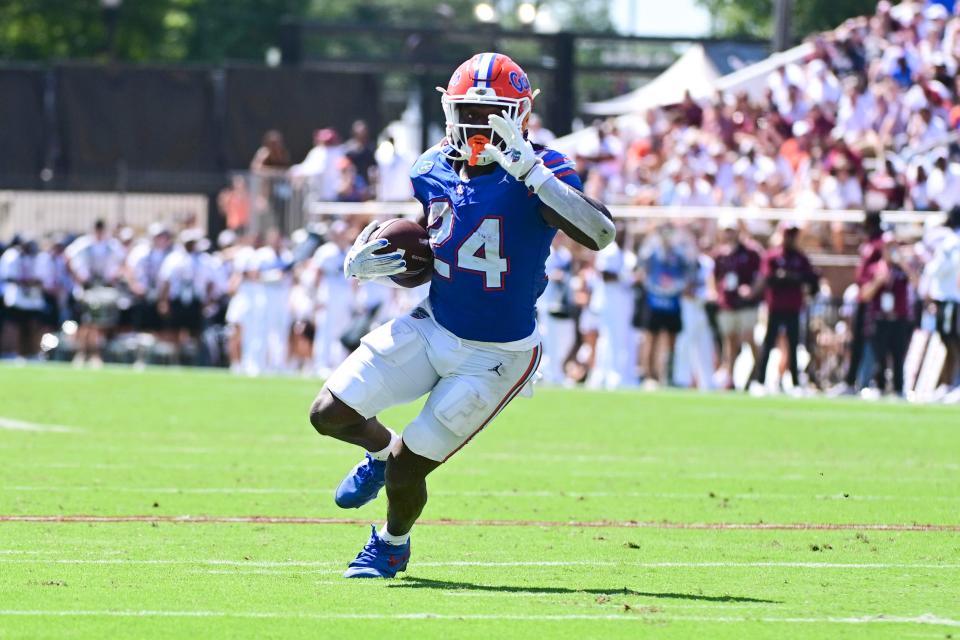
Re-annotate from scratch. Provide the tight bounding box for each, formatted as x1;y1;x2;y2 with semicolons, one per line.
543;157;567;167
553;169;577;178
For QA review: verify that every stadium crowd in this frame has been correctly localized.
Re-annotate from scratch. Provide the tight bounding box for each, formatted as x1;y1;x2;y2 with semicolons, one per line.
571;0;960;226
1;205;959;401
2;0;960;400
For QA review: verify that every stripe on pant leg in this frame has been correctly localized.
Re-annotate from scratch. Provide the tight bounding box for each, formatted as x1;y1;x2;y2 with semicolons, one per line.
442;345;541;462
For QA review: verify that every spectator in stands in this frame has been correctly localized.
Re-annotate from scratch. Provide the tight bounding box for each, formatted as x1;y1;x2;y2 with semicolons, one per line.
752;221;820;393
251;129;292;228
0;237;44;358
927;150;960;211
158;229;215;364
250;129;291;172
921;206;960;393
639;224;693;388
587;230;636;389
836;212;886;395
674;239;717;390
713;218;762;390
336;156;370;202
374;137;414;202
540;237;576;385
342;120;377;194
65;219;125;368
217;174;252;232
225;231;261;375
861;232;914;396
37;235;71;333
576;120;624;201
0;236;16;354
311;220;353;377
252;228;293;373
126;223;172;338
290;128;343;203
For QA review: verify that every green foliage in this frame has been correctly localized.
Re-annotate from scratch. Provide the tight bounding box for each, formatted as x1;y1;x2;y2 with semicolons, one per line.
697;0;876;39
0;0;613;63
0;1;111;60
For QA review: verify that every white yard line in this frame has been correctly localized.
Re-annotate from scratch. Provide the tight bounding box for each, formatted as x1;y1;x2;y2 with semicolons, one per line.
4;484;959;502
0;610;955;626
0;417;79;433
2;557;958;569
15;463;952;486
3;514;957;532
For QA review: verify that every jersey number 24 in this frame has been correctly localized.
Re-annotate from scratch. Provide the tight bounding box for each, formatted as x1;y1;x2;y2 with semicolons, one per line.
428;201;509;290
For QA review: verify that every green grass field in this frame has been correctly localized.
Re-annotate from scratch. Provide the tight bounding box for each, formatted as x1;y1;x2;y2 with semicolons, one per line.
0;363;958;639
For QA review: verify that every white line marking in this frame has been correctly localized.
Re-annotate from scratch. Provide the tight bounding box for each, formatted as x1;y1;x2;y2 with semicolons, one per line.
0;417;79;433
4;514;956;532
4;484;958;502
13;463;951;486
3;557;958;569
0;611;955;626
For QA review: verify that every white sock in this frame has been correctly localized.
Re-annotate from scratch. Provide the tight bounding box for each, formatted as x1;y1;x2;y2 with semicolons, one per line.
378;524;410;546
369;429;402;461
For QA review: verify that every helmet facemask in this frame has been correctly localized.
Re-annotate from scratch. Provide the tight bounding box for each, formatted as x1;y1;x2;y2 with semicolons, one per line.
439;87;534;167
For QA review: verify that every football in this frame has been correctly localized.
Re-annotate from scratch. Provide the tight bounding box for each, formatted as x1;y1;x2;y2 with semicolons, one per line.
371;218;434;288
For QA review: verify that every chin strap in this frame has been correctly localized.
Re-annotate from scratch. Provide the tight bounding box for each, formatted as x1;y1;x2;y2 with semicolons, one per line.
522;163;615;249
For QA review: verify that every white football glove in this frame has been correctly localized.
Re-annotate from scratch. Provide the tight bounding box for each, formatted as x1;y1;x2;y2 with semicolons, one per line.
342;221;406;280
485;113;553;192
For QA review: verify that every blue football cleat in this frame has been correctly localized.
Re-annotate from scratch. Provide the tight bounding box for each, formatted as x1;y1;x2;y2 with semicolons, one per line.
334;453;386;509
344;525;411;578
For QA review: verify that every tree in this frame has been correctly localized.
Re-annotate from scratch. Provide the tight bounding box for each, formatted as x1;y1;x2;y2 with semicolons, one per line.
0;0;613;63
697;0;876;40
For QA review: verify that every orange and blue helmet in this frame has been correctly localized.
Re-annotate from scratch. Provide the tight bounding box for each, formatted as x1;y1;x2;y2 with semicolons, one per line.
438;52;539;166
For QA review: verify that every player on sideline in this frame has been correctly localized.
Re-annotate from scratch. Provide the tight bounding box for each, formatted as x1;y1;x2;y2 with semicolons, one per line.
308;53;614;578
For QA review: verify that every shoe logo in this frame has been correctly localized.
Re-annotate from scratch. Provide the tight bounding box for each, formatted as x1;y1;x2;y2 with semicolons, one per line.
410;307;429;319
387;551;410;567
489;362;504;376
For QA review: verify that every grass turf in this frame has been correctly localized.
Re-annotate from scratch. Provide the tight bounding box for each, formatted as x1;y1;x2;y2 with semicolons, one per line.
0;363;958;638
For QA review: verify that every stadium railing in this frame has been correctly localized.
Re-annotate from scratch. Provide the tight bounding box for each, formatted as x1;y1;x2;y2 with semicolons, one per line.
2;171;946;244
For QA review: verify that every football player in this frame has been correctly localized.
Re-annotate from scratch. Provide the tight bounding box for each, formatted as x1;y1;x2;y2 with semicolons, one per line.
308;53;614;578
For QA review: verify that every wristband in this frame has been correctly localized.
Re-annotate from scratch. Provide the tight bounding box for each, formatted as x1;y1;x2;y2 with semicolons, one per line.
522;162;554;193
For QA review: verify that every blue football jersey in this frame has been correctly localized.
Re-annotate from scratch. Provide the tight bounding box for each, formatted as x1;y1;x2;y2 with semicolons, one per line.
643;247;692;313
410;144;582;343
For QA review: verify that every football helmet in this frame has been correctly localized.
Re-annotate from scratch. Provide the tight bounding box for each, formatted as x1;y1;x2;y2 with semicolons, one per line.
438;52;540;167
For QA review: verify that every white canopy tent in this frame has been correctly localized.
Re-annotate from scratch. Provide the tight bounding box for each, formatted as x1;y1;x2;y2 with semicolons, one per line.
582;44;721;117
713;42;813;101
551;42;813;156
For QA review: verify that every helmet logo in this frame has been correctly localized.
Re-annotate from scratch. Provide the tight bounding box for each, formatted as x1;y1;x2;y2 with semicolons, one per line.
451;70;462;85
508;71;530;93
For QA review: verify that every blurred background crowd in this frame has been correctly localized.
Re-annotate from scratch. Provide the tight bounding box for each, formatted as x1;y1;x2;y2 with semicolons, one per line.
2;204;959;402
2;0;960;401
568;0;960;219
